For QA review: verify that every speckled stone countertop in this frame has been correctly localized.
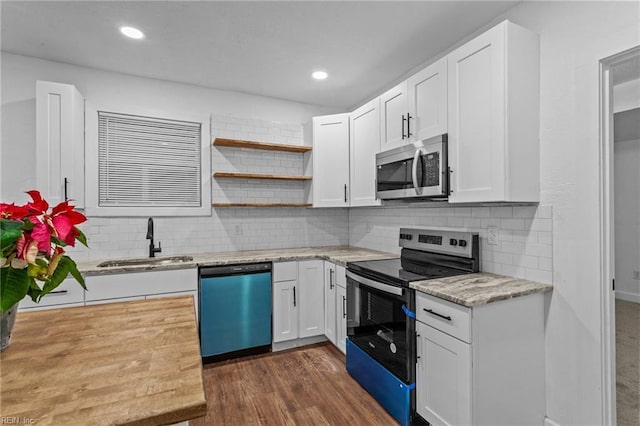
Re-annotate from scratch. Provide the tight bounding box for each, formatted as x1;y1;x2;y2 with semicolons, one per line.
78;246;398;275
410;272;552;307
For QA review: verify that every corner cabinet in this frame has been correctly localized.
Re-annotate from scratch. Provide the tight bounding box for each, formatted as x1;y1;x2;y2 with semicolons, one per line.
415;292;545;426
447;20;540;203
349;98;381;207
272;260;324;343
36;81;85;207
312;114;350;207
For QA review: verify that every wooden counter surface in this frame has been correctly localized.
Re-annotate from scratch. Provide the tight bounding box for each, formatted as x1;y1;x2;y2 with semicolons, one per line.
0;296;207;425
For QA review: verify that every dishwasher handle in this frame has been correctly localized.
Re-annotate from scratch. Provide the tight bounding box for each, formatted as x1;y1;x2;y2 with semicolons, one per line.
200;262;271;277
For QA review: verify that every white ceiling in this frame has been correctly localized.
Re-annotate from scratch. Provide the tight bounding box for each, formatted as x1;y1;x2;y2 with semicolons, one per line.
1;1;519;109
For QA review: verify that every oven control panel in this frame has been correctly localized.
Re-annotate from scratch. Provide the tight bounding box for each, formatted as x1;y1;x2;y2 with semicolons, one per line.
399;228;478;258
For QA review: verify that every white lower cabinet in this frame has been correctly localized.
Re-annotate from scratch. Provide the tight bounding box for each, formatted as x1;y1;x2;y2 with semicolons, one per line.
323;262;337;345
272;260;324;343
84;268;199;318
415;292;546;426
323;261;347;354
335;278;347;354
18;277;85;311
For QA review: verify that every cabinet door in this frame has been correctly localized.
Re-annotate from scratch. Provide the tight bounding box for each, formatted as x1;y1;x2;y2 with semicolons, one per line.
349;98;381;207
416;322;471;426
407;58;448;141
379;82;408;150
447;24;506;203
324;262;337;345
272;280;298;343
18;277;85;310
336;284;347;354
312;114;350;207
298;260;324;338
36;81;85;207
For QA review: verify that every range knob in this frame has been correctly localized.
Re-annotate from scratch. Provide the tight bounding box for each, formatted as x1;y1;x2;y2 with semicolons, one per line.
449;239;458;246
459;239;467;247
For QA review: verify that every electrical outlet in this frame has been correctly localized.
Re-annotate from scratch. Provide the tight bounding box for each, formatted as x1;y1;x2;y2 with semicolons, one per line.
633;270;640;280
234;224;243;236
487;226;499;246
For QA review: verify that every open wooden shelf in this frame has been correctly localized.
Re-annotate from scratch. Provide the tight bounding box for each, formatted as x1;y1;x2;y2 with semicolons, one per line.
214;172;311;181
213;138;312;153
213;203;312;208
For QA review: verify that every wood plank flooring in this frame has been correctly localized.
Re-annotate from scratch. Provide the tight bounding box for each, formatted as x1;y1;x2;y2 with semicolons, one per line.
190;343;397;425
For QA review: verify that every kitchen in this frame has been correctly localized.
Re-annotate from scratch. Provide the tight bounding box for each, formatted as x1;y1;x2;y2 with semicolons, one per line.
1;1;639;426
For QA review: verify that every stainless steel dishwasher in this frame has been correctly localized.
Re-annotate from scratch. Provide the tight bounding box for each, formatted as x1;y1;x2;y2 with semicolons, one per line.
199;263;272;363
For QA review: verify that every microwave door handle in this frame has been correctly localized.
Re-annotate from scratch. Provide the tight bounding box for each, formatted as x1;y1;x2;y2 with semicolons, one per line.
412;148;422;195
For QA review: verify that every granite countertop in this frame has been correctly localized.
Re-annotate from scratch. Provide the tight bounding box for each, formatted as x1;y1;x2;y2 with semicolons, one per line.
410;272;553;307
78;245;398;275
0;296;207;425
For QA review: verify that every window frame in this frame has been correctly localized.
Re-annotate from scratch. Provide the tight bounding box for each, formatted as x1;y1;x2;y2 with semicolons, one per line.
85;103;211;217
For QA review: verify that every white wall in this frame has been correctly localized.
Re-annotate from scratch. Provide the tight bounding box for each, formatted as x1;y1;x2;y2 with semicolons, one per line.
614;133;640;302
1;53;348;260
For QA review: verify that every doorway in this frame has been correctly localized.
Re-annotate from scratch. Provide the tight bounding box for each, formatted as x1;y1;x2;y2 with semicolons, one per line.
601;47;640;426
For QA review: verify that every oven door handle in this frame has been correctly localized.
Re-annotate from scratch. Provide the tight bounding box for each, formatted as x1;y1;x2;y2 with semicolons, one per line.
346;270;403;296
412;148;423;195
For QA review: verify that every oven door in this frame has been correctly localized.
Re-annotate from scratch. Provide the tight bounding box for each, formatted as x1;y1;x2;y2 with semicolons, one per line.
346;270;414;384
376;134;448;200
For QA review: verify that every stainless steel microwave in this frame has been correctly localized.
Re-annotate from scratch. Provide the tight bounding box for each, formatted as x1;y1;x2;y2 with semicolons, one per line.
375;134;448;200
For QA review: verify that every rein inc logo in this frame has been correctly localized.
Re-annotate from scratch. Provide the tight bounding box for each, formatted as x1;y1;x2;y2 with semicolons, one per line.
0;418;34;424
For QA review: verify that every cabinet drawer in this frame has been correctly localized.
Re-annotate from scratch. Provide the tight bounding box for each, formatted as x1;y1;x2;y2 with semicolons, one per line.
416;292;471;343
273;261;297;282
18;278;85;310
84;268;197;302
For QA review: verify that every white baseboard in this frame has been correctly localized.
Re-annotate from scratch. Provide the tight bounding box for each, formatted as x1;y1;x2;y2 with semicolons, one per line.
544;417;562;426
615;290;640;303
272;335;328;352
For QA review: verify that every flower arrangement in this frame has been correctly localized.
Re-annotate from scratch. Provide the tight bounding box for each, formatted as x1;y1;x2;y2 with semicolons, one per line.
0;190;87;313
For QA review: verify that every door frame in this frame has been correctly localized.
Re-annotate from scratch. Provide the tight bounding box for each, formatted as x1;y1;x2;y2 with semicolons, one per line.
598;45;640;426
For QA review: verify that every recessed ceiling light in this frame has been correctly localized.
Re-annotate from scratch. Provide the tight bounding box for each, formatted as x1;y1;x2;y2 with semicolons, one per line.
312;71;328;81
120;26;145;40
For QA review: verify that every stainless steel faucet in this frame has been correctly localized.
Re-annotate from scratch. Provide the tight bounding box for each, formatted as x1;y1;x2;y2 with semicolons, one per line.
146;217;162;258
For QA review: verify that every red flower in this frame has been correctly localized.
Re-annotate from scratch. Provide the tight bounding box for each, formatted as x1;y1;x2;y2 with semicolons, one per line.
25;190;49;215
0;202;29;219
50;200;87;246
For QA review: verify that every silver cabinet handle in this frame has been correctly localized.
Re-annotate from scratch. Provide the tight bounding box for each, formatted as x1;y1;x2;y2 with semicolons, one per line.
329;269;334;289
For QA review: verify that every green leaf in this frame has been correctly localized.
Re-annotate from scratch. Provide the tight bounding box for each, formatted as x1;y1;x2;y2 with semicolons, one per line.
38;258;70;301
27;278;41;302
0;267;30;313
27;262;48;280
75;228;88;247
51;236;67;247
65;256;86;290
0;219;23;253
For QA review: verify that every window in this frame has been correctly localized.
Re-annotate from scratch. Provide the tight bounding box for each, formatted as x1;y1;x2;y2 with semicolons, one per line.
86;109;211;216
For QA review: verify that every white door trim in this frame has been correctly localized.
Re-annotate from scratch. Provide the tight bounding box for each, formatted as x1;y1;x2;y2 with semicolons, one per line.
599;45;640;426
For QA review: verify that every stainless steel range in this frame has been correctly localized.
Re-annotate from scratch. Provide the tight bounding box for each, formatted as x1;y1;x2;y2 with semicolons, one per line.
345;228;479;426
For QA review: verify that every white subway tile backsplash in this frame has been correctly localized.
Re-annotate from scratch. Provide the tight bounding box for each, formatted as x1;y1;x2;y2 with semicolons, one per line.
349;204;553;284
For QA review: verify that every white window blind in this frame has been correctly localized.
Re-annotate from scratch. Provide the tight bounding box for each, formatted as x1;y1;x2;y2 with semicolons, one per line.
98;111;202;207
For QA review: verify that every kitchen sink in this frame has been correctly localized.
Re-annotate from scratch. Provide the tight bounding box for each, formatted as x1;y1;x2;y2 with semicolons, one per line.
97;256;194;268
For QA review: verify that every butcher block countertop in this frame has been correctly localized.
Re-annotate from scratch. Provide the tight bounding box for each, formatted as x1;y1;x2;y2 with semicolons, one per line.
410;272;553;307
0;296;207;426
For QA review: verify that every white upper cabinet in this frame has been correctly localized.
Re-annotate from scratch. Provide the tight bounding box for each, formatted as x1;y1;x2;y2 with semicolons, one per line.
36;81;85;207
447;20;539;203
380;57;448;151
349;98;381;207
312;114;350;207
379;82;408;150
407;57;448;142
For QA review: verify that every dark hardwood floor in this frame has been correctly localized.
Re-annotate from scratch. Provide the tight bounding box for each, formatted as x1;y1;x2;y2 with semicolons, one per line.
190;343;398;425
